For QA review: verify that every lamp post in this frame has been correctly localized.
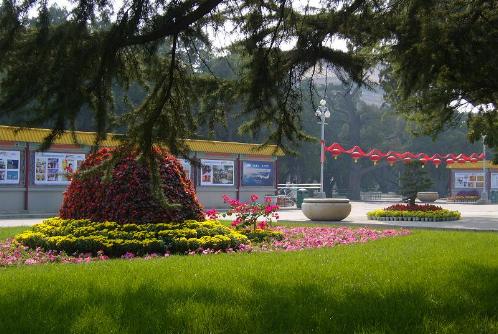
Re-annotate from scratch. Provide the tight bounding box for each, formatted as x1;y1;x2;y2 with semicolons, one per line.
315;99;330;198
481;135;488;203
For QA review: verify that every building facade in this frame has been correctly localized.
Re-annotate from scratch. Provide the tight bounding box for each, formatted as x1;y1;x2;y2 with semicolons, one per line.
448;161;498;201
0;126;283;213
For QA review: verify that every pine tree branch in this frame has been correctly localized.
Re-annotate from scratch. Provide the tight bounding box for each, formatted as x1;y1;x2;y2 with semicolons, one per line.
121;0;223;47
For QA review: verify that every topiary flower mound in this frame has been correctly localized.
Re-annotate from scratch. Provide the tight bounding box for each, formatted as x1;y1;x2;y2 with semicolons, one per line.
15;218;249;257
59;146;204;224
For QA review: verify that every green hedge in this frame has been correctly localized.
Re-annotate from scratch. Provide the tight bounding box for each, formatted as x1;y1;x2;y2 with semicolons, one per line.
240;229;284;243
367;209;460;221
15;218;250;257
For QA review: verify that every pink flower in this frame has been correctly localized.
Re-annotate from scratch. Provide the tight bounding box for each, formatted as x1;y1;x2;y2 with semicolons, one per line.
257;221;268;230
250;194;259;202
205;209;218;220
265;196;272;203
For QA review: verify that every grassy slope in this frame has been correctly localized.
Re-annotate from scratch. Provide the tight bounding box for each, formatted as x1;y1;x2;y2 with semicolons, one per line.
0;228;497;333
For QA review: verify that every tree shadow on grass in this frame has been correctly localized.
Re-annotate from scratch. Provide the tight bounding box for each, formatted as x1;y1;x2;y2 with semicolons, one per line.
0;262;497;333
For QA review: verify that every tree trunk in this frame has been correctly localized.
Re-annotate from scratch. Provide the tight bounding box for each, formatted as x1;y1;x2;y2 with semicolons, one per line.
349;162;362;200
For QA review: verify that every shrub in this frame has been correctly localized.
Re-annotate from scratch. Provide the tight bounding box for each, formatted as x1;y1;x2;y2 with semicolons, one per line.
219;194;279;231
241;229;284;243
399;161;433;205
15;218;248;257
59;146;204;224
456;190;480;197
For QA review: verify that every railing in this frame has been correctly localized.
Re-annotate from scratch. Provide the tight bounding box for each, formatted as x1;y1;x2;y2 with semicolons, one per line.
276;183;321;207
277;183;320;198
360;192;402;201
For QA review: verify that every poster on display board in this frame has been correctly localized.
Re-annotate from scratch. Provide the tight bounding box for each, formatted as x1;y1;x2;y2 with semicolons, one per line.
454;172;484;188
491;173;498;189
179;159;191;179
200;159;234;186
242;160;273;186
0;150;21;184
34;152;85;185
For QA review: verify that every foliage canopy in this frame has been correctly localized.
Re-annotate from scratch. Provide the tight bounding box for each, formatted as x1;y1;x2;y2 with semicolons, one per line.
0;0;496;204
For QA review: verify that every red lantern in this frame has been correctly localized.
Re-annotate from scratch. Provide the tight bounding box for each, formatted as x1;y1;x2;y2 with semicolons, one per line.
446;158;455;165
351;151;362;163
346;146;365;163
366;149;385;166
370;154;382;165
397;152;416;164
469;153;479;163
430;154;442;168
419;154;430;168
327;143;345;160
386;155;397;166
456;154;469;164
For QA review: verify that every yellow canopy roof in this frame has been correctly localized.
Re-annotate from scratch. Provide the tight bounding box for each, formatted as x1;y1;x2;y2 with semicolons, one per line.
447;160;498;169
0;125;284;156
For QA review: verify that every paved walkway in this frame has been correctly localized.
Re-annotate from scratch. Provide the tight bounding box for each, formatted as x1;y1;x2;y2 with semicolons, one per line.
277;201;498;231
1;201;497;231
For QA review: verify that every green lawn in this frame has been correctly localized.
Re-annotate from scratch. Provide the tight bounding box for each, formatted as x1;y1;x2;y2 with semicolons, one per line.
0;226;30;241
0;226;497;333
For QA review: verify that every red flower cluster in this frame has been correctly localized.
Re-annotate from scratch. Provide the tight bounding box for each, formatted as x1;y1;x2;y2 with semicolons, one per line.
220;194;279;231
384;204;443;212
59;146;204;224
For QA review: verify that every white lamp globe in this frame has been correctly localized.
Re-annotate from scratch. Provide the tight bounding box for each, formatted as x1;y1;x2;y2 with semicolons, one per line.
324;110;331;118
319;99;327;106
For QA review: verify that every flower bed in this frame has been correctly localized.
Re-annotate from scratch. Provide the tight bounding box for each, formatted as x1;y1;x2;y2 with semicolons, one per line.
15;218;249;257
268;227;410;251
2;224;411;267
367;204;460;222
384;204;443;211
447;190;480;203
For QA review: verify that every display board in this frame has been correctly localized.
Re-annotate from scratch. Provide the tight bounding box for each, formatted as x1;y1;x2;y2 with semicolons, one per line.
491;173;498;189
34;152;85;185
242;160;274;186
454;172;484;188
179;159;191;179
0;150;21;184
200;159;234;186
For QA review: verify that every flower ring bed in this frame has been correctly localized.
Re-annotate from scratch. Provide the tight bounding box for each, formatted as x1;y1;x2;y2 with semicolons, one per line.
1;219;410;266
367;204;461;222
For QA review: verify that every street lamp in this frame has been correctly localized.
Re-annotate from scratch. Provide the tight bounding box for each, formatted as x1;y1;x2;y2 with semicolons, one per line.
481;134;488;203
315;99;330;198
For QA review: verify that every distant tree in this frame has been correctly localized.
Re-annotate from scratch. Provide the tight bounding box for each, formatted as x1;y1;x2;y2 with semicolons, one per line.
399;161;433;205
383;0;498;160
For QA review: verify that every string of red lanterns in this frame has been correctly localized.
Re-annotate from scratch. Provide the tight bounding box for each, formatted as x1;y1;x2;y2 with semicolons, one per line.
325;143;485;168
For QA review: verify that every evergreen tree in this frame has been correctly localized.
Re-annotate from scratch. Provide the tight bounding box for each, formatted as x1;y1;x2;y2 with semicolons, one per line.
383;0;498;159
399;161;433;205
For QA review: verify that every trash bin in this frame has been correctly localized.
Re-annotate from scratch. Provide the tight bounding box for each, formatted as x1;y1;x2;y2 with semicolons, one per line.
296;188;308;209
491;191;498;203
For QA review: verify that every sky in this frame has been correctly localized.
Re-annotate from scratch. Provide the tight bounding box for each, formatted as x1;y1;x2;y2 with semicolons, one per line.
36;0;348;52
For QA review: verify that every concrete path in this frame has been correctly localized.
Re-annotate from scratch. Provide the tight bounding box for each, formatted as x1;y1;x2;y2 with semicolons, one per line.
0;201;497;231
277;201;498;231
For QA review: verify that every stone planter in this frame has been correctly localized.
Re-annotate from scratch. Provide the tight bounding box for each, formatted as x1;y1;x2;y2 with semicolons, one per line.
301;198;351;221
417;192;439;203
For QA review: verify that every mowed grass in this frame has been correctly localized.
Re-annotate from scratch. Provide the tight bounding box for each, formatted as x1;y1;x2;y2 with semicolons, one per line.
0;226;30;241
0;226;498;333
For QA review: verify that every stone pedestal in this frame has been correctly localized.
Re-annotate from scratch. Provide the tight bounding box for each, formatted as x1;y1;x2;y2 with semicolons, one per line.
417;192;438;203
301;198;351;221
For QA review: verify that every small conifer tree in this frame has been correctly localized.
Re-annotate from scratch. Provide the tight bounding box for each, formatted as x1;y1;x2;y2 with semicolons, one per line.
399;161;433;205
